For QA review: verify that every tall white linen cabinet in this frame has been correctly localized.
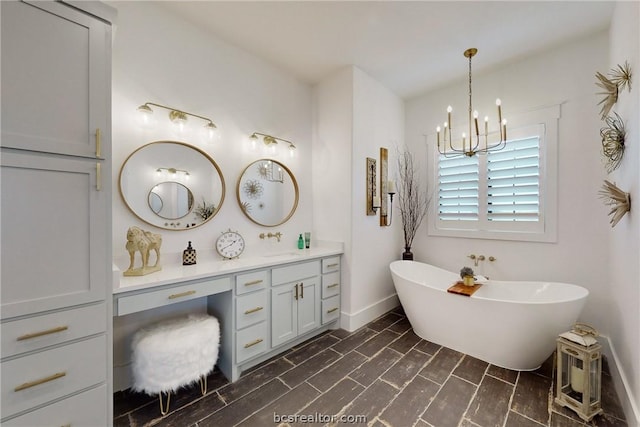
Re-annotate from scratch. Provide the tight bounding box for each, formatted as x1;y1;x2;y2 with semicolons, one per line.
1;1;115;424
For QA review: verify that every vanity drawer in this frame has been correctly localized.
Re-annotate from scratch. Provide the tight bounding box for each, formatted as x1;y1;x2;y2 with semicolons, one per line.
322;257;340;274
236;322;267;364
236;270;269;296
321;272;340;298
236;290;267;330
321;295;340;325
272;261;320;286
1;334;107;420
1;302;106;359
116;277;231;316
2;384;107;426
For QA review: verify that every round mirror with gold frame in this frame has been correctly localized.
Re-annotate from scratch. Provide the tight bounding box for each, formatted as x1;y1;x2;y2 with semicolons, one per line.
119;141;225;230
237;159;298;226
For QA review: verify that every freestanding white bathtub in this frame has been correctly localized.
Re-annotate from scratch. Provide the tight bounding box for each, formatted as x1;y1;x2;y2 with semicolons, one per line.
390;260;589;370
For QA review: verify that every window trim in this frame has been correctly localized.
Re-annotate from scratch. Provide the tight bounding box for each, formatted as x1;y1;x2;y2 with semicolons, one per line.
427;104;560;242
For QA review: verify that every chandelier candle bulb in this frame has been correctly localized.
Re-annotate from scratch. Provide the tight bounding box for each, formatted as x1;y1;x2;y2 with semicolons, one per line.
496;98;502;123
437;126;441;146
447;106;452;130
473;111;479;136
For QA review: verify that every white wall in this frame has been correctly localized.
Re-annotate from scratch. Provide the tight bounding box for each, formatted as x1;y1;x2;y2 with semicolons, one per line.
313;66;404;331
110;1;313;263
607;2;640;423
406;30;640;421
109;1;313;390
406;32;611;326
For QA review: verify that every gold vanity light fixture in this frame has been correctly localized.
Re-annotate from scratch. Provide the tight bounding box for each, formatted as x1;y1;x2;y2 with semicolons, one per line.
249;132;296;157
156;167;190;180
137;102;219;141
437;48;507;157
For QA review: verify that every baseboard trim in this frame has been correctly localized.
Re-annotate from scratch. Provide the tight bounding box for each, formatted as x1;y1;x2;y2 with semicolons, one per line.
600;334;640;426
340;293;400;332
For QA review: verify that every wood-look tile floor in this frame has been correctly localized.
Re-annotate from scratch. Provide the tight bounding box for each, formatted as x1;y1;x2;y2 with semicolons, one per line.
114;307;628;427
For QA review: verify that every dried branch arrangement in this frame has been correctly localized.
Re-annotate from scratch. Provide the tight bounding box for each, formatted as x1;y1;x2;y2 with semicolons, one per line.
598;180;630;227
396;148;429;250
600;112;626;173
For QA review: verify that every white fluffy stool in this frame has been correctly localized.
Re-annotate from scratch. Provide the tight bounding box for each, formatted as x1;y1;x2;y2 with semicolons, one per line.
131;314;220;415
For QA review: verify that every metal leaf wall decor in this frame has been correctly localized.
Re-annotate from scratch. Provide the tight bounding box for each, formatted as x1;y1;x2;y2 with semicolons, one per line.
600;112;626;173
610;61;632;93
596;71;618;119
598;180;630;227
595;61;633;119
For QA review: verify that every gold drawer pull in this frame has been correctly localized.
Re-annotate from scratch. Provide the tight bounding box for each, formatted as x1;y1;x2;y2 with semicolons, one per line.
244;279;263;286
244;306;264;315
95;128;102;158
326;263;339;268
328;283;339;289
327;307;339;314
17;326;69;341
244;338;263;348
96;162;102;191
168;290;196;299
14;372;66;392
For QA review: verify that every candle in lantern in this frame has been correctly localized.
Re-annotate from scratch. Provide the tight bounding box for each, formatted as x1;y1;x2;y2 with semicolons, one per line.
571;365;585;393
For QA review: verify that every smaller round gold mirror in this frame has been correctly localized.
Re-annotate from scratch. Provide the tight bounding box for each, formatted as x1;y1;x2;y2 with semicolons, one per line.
237;159;298;227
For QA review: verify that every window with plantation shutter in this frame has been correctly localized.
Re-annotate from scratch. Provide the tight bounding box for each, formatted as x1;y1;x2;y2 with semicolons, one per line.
487;136;540;222
438;155;479;221
429;104;559;242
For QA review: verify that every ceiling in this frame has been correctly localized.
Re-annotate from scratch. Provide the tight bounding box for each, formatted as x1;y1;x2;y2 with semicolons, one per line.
155;1;614;99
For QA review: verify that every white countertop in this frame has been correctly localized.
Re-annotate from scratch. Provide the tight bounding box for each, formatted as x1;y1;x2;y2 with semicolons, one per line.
113;241;343;295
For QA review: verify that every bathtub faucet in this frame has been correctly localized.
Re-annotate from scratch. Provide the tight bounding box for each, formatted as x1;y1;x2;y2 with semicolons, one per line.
467;254;497;267
468;254;484;266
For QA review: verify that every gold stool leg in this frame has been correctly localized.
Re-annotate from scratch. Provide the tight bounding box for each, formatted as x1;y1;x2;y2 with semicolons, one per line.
200;375;207;395
158;391;171;416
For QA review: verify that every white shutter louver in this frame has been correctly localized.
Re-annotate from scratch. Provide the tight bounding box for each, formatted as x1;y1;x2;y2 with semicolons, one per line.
438;155;479;221
486;137;540;222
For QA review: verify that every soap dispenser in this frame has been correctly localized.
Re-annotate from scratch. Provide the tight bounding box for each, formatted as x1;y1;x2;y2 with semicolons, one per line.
297;234;304;249
183;241;197;265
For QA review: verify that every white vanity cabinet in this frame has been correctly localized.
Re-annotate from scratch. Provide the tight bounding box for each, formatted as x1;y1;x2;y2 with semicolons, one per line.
271;261;321;347
0;1;114;424
321;257;342;324
202;254;340;382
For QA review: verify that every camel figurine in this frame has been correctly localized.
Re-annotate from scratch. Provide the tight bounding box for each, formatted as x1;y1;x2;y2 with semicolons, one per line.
124;226;163;276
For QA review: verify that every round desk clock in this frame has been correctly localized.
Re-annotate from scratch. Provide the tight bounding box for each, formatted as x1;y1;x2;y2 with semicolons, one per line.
216;229;245;260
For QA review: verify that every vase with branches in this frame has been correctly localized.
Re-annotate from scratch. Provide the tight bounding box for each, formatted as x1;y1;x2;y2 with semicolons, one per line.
396;148;429;260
